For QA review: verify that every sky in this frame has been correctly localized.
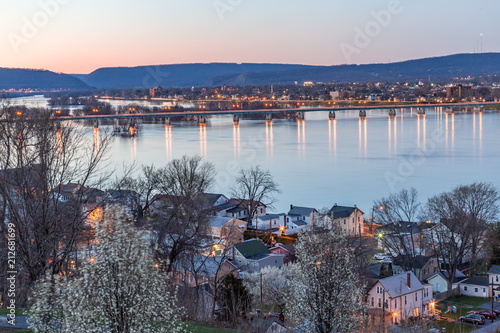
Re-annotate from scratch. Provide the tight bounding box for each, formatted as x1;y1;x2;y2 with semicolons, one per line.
0;0;498;74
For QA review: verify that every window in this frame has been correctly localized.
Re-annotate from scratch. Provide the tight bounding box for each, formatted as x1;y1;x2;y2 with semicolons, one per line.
415;293;417;301
395;299;397;308
405;296;407;305
483;288;486;293
475;288;478;293
275;260;278;264
189;274;194;283
376;287;379;293
378;298;381;307
497;276;499;283
464;286;467;291
371;297;374;306
434;267;437;273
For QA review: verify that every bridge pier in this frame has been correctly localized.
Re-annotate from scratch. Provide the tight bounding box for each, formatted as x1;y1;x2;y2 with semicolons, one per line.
296;112;305;120
329;111;336;119
417;108;425;115
233;114;240;123
164;117;171;125
389;109;396;116
359;110;366;118
266;114;272;121
198;115;207;124
94;119;99;128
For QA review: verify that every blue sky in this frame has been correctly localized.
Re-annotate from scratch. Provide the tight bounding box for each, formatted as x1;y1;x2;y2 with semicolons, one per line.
0;0;498;73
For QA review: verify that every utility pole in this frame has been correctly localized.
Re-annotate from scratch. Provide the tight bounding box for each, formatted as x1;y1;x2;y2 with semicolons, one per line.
492;276;495;323
382;289;386;331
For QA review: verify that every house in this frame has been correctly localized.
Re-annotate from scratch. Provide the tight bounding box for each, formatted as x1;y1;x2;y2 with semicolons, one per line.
270;243;296;264
392;255;439;281
228;198;267;223
427;270;466;294
255;214;286;235
231;239;284;274
376;222;433;257
207;216;247;246
106;189;141;215
366;271;433;324
488;265;500;299
287;205;318;227
172;254;239;288
287;219;308;233
459;276;491;298
52;183;105;204
326;204;364;236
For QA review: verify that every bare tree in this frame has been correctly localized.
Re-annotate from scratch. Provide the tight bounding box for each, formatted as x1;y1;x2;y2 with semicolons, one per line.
373;188;423;275
426;182;499;287
0;106;112;306
151;155;216;273
231;166;280;231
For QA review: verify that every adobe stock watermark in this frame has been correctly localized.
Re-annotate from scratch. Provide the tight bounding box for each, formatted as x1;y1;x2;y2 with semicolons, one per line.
137;66;171;90
213;0;244;21
340;0;403;64
8;0;72;54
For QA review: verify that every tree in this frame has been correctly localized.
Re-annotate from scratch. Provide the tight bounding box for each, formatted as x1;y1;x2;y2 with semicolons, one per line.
0;106;112;306
28;205;184;333
151;155;216;273
426;182;499;288
243;264;294;314
373;188;423;275
231;166;280;229
286;226;366;333
218;274;252;324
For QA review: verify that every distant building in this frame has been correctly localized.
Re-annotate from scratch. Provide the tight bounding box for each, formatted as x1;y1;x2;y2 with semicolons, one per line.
150;86;162;98
321;204;364;236
230;239;284;274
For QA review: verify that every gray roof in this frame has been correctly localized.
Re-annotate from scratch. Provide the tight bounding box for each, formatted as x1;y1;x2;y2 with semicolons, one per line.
461;276;490;287
288;206;316;216
174;255;236;277
212;202;238;211
209;216;234;227
329;205;357;219
378;271;424;298
259;213;285;221
292;219;308;226
428;271;467;284
489;265;500;275
201;193;226;207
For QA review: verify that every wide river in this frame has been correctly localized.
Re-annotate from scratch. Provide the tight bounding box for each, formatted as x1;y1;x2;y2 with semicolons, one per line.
8;96;500;215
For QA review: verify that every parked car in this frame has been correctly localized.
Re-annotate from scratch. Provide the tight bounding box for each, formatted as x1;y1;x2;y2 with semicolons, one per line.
474;310;496;319
374;254;386;260
491;308;500;316
459;313;485;325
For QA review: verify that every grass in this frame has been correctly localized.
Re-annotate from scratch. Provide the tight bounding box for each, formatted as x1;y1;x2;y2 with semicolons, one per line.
437;321;478;333
186;322;240;333
0;309;27;316
445;296;490;307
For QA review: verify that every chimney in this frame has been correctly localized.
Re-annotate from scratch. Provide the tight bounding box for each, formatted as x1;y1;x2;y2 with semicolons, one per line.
334;203;337;207
407;272;411;289
290;204;293;211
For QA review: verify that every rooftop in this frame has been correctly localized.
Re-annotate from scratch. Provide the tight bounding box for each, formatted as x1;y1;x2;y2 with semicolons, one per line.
234;239;270;258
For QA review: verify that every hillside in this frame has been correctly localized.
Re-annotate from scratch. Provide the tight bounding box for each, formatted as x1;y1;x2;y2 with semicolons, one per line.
82;53;500;89
0;68;89;91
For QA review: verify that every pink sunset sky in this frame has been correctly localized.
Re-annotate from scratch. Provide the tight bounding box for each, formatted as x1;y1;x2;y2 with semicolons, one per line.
0;0;498;74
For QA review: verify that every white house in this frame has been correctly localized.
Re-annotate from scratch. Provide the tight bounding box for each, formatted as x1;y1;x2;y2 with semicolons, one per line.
254;214;286;235
459;276;491;298
488;265;500;299
426;270;466;294
287;205;319;226
366;271;433;324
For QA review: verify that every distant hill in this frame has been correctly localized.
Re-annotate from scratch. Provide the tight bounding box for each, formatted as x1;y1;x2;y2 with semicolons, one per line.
0;68;89;91
83;63;308;89
82;53;500;89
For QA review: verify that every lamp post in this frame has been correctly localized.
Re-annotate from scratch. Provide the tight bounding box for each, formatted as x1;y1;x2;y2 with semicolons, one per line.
370;205;384;234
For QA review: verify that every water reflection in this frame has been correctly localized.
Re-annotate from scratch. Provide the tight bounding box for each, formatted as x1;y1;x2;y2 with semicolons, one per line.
422;114;426;150
388;116;392;152
165;125;172;159
199;123;207;156
93;126;99;154
233;122;240;157
328;118;337;156
363;117;368;157
479;111;483;150
297;119;305;157
265;120;273;157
